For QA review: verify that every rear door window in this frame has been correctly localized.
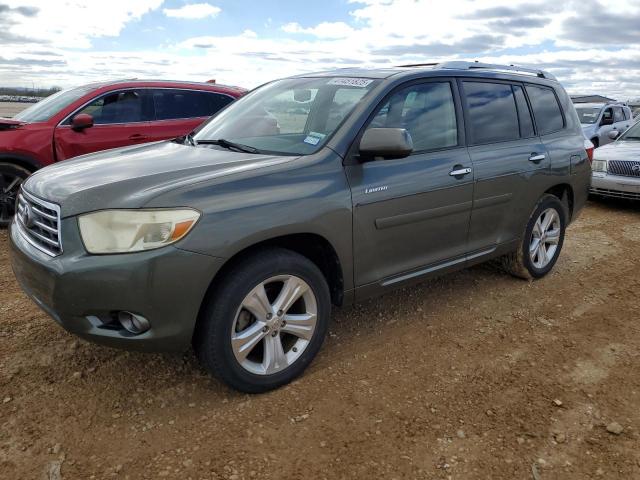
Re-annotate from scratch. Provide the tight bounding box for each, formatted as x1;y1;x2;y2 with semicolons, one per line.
76;90;152;124
525;85;564;135
613;106;625;123
152;89;234;120
463;82;519;144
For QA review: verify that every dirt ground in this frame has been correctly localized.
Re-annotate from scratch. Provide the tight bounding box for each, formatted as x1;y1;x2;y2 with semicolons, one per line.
1;199;640;480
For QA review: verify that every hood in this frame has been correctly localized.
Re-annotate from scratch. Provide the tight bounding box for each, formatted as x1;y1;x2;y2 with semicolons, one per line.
0;117;25;130
581;123;597;132
24;141;296;217
593;139;640;161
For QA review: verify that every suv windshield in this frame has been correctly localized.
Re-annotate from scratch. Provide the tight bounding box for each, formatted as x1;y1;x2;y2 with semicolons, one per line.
193;77;380;155
619;121;640;141
575;106;602;124
13;85;94;123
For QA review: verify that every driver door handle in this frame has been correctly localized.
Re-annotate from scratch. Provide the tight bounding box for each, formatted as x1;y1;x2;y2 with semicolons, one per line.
449;167;472;177
529;153;546;163
129;134;149;140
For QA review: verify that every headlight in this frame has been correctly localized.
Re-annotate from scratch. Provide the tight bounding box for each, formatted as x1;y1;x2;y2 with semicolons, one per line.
592;159;607;172
78;209;200;254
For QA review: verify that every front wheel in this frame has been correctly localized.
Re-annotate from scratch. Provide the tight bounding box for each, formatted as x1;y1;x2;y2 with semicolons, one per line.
0;163;31;228
502;194;567;280
194;248;331;393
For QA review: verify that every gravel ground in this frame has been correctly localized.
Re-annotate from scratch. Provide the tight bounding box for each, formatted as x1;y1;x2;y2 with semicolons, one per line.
1;198;640;479
0;102;29;117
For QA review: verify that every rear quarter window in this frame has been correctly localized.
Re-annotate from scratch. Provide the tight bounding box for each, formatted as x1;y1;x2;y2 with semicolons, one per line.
525;85;564;135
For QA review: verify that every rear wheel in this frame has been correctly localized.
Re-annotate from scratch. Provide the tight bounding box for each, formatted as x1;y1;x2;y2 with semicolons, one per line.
502;194;566;280
591;137;599;148
194;248;331;393
0;163;30;228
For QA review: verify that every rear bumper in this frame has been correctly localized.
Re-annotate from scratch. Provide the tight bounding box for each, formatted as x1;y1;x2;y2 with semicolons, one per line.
9;217;224;352
591;173;640;199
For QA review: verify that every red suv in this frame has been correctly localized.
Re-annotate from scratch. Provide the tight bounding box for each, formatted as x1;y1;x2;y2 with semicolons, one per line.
0;80;246;226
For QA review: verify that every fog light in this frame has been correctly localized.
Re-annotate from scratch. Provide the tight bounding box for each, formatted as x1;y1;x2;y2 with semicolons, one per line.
592;160;607;172
117;311;150;334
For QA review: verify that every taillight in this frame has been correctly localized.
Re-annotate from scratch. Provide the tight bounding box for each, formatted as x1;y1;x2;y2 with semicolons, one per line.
584;139;594;164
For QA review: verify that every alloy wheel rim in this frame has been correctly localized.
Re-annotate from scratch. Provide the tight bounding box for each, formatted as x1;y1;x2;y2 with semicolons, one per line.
0;172;23;222
231;275;318;375
529;208;561;269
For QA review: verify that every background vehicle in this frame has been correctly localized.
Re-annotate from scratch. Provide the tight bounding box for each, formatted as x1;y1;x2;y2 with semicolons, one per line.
0;80;246;226
10;62;591;393
575;102;633;148
591;120;640;199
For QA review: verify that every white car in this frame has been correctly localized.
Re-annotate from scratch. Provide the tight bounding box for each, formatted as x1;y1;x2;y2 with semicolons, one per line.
576;103;634;148
591;121;640;199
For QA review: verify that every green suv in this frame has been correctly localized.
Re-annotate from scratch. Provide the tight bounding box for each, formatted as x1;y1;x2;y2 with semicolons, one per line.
10;62;591;392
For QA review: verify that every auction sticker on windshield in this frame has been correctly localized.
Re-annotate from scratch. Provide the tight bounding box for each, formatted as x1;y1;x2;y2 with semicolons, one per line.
327;78;373;88
304;131;326;145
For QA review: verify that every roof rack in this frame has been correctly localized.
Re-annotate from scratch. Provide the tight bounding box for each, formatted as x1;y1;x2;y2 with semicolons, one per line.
439;61;556;80
396;60;557;81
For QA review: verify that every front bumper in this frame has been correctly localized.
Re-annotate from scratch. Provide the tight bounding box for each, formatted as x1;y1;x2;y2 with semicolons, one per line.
591;172;640;200
9;217;224;352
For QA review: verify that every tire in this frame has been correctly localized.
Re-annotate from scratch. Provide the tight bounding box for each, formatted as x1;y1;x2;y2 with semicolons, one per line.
501;194;567;280
0;162;31;228
194;248;331;393
591;137;599;149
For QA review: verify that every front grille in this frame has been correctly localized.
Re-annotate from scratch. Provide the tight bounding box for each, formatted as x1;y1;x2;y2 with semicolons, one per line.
608;160;640;178
15;191;62;256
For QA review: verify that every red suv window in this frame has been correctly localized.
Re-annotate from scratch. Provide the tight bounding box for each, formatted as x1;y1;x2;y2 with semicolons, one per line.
73;90;154;124
151;89;234;120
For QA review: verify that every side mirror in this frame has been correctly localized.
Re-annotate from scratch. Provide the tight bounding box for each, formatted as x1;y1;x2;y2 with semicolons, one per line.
72;113;94;130
608;130;620;140
359;128;413;159
600;116;613;126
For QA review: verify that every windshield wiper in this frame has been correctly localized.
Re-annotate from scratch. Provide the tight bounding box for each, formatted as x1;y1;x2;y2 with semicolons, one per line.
195;138;260;154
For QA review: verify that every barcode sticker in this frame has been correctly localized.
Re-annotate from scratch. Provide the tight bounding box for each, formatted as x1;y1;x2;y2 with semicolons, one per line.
327;78;373;88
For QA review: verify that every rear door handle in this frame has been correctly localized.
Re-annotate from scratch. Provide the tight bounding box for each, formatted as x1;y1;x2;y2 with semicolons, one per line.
129;134;148;140
449;167;472;177
529;153;546;163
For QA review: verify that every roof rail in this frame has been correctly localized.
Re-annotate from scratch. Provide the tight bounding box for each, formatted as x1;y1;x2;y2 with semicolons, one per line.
437;61;557;81
395;62;439;68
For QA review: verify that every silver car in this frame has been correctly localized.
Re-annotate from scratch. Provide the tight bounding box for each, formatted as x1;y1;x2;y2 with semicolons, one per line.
591;121;640;199
575;102;634;148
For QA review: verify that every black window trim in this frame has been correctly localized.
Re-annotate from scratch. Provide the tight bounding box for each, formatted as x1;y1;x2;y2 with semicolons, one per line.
512;83;538;139
458;77;527;147
346;77;466;164
58;87;237;127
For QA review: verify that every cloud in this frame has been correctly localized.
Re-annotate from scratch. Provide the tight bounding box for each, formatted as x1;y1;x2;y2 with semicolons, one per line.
1;0;163;48
163;3;221;19
2;0;640;99
561;5;640;45
0;56;66;67
282;21;354;39
371;34;507;57
0;3;38;16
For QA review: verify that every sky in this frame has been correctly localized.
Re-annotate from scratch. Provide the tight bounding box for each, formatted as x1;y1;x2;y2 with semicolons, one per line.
1;0;640;99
